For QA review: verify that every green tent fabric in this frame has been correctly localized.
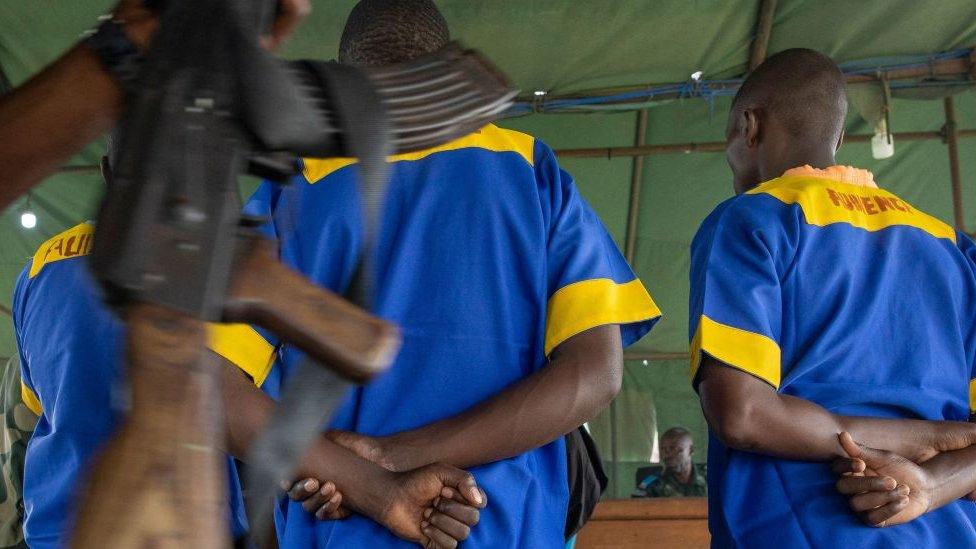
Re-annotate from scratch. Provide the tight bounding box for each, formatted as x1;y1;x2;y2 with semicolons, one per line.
0;1;974;498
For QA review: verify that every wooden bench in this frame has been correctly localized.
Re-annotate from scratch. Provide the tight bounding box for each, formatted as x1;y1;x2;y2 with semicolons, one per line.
576;498;709;548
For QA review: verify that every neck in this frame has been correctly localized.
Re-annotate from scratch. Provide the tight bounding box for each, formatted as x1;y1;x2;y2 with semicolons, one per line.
759;145;836;183
670;462;693;482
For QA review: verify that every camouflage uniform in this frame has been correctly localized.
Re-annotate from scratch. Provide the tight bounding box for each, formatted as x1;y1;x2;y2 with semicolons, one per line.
640;464;707;498
0;357;36;549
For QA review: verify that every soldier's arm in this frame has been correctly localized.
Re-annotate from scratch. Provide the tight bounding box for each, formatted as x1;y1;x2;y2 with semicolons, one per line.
0;0;309;212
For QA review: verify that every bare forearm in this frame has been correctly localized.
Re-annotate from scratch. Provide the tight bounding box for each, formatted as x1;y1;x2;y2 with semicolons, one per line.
722;393;964;461
922;445;976;510
388;363;600;470
217;352;274;457
699;360;976;462
215;354;394;517
385;325;622;471
0;44;121;209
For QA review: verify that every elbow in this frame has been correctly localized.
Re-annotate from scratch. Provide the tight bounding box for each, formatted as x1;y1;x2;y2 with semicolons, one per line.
707;400;761;451
604;360;623;403
578;359;622;421
597;358;623;409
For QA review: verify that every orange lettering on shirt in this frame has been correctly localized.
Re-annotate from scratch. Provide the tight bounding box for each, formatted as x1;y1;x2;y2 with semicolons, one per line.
827;189;842;207
861;197;878;215
80;234;93;255
63;236;80;257
823;187;919;220
42;239;63;263
888;198;906;212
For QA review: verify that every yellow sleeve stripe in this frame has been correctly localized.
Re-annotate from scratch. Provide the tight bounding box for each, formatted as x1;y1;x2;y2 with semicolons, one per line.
544;278;661;356
969;379;976;414
207;324;276;388
690;314;781;389
20;381;41;416
28;222;96;278
302;124;535;184
751;176;956;243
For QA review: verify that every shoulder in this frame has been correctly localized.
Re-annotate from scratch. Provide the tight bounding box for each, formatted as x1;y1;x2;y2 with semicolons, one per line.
956;229;976;255
693;188;799;254
479;124;536;166
27;222;95;280
692;196;760;251
955;230;976;275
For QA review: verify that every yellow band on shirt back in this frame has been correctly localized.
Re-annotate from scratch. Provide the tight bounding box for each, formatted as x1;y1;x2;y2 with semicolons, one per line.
29;223;95;278
302;124;535;184
751;176;956;243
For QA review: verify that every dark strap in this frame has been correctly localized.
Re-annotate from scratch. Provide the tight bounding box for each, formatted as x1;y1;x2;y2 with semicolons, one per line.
244;63;391;547
298;60;392;308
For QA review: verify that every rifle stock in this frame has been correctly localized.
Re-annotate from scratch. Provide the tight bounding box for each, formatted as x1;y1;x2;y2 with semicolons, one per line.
71;305;227;548
223;237;401;383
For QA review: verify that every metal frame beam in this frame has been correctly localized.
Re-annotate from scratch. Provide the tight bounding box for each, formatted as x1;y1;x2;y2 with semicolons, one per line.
557;128;976;159
624;110;649;263
944;96;967;232
748;0;779;71
610;109;651;497
524;53;973;104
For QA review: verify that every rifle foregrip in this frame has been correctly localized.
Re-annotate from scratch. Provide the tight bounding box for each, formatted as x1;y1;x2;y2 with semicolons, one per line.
223;238;400;383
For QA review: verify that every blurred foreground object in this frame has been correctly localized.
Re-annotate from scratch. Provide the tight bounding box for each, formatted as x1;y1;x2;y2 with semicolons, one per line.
68;1;515;547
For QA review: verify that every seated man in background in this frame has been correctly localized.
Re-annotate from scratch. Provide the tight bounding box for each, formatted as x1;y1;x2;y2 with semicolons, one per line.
633;428;705;498
210;1;661;547
691;48;976;547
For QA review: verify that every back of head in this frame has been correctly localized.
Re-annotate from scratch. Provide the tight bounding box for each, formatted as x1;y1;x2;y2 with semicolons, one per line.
339;0;450;67
731;48;847;144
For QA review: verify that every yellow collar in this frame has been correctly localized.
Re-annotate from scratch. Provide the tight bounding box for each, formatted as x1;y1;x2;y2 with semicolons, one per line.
782;165;877;188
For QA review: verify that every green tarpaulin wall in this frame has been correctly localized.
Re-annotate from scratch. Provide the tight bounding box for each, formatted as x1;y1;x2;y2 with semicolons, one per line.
1;1;974;498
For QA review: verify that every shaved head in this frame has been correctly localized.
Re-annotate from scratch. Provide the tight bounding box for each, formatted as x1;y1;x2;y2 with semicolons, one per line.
662;427;692;443
339;0;450;67
732;48;847;144
726;48;848;193
660;427;694;471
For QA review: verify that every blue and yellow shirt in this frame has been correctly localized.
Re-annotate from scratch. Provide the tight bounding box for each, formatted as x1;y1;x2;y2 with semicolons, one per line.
690;166;976;548
12;223;251;548
211;124;661;548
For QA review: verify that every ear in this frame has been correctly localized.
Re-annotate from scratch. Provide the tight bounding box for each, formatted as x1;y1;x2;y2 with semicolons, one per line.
743;109;761;148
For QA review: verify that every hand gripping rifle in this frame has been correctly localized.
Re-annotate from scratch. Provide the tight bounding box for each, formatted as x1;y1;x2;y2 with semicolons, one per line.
69;1;515;547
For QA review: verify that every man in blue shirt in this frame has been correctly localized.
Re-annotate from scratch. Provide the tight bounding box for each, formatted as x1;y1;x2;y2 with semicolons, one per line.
16;134;486;547
690;48;976;548
211;2;661;547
